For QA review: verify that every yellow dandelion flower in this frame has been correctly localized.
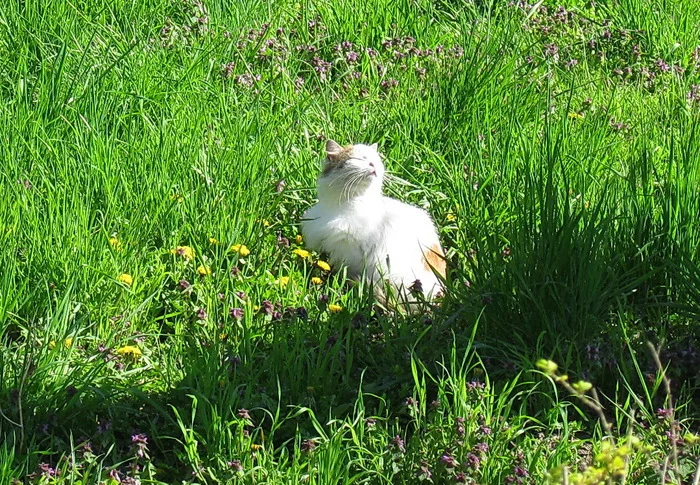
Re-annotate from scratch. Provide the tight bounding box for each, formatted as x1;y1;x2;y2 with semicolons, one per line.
277;276;290;287
292;248;310;259
197;265;211;276
572;380;593;394
295;234;303;244
219;333;228;341
170;193;184;202
231;244;251;257
209;237;219;245
117;273;133;286
446;213;456;222
109;237;122;251
316;260;331;272
310;277;323;285
328;304;342;313
116;345;142;359
262;219;270;227
568;112;585;120
64;337;73;348
171;246;195;260
251;444;263;451
48;340;56;350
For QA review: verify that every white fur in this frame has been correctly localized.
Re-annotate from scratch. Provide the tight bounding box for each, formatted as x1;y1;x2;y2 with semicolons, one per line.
302;142;445;305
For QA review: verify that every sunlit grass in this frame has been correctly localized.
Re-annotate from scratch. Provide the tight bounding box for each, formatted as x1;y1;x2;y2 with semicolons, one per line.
1;0;699;483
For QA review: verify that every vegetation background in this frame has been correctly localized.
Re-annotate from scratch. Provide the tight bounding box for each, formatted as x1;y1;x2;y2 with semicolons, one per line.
0;0;698;483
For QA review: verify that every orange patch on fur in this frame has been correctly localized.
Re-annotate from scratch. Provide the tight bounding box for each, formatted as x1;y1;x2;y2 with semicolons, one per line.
423;244;446;278
322;145;354;175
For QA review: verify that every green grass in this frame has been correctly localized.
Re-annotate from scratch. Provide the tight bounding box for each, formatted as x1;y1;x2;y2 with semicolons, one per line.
1;0;699;483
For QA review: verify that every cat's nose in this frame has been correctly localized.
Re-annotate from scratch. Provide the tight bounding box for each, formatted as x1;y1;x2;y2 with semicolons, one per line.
369;162;375;168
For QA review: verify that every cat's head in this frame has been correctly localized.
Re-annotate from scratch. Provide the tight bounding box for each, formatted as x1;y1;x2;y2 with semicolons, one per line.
318;140;384;201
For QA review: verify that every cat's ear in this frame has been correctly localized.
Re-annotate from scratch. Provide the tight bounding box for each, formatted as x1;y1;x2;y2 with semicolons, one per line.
326;140;343;157
370;143;378;151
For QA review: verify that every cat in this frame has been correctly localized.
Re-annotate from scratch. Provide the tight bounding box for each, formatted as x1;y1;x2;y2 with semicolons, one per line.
301;140;446;309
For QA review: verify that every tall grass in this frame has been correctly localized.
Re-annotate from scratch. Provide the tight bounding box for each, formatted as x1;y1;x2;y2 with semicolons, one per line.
1;0;699;482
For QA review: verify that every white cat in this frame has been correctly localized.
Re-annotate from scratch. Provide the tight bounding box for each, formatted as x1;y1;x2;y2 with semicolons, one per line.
302;140;446;309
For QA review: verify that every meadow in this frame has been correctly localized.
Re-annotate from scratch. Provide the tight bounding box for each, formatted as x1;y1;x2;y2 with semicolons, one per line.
1;0;699;483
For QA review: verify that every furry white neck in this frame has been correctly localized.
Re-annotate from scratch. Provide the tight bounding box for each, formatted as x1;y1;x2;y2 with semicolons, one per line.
316;178;383;206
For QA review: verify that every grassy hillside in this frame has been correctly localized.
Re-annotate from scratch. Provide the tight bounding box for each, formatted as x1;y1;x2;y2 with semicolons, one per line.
1;0;699;482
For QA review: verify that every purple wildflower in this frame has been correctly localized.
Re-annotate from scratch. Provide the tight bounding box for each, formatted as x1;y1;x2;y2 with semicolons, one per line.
259;300;274;315
222;62;235;79
380;78;399;90
228;459;244;472
440;453;457;468
657;407;673;419
473;442;489;454
301;439;317;453
234;73;261;88
455;417;465;436
466;452;481;469
230;307;244;319
311;57;332;81
238;408;251;420
131;433;149;459
565;58;578;69
455;471;468;483
418;460;432;479
38;463;58;478
688;85;700;103
391;435;406;453
656;58;671;72
543;43;559;61
467;380;485;391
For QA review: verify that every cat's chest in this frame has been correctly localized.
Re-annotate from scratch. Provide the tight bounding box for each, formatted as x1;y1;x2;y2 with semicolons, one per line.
308;203;387;262
325;208;382;234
